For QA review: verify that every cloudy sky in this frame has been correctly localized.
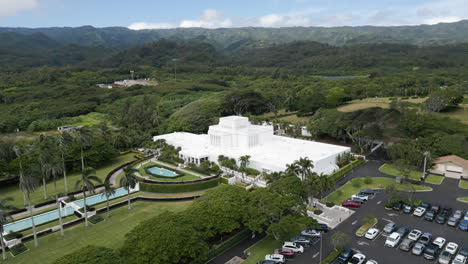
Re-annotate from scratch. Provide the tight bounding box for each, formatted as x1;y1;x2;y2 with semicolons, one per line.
0;0;467;29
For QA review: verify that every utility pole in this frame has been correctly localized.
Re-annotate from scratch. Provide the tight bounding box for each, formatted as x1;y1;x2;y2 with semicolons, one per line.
422;151;429;180
172;58;177;82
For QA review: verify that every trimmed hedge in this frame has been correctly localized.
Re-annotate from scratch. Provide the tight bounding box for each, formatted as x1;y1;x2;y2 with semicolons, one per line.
10;243;28;257
220;177;229;184
323;248;343;264
4;231;23;241
329;159;366;183
89;215;104;224
140;178;220;193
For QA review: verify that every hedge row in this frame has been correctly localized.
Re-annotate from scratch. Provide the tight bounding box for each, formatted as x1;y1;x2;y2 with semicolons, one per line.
328;159;366;183
140;178;220;193
220;177;229;184
323;248;343;264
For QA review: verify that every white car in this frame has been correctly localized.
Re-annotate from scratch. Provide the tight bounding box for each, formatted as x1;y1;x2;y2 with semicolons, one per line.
301;229;321;237
349;253;366;264
434;237;447;249
408;229;422;241
265;254;285;263
385;232;401;248
413;207;426;217
364;228;379;240
352;194;369;201
282;242;304;253
452;254;467;264
445;242;459;255
365;261;378;264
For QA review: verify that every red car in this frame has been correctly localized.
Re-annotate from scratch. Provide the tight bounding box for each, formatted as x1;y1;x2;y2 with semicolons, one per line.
342;200;361;208
274;248;295;257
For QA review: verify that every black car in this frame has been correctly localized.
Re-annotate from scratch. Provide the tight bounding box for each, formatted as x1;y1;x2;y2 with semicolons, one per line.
440;207;452;216
420;201;431;210
403;204;414;214
257;261;276;264
430;204;441;214
393;201;403;211
317;224;330;233
396;226;410;237
425;211;436;221
435;214;447;224
423;244;440;260
338;248;354;262
359;189;376;196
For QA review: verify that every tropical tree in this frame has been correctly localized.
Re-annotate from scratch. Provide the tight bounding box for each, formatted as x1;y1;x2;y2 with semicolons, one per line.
43;160;64;237
76;127;93;172
238;155;251;181
120;167;138;210
12;145;28;206
102;181;116;219
37;135;53;200
75;167;102;227
294;157;314;180
0;197;16;260
331;231;349;249
57;132;72;193
317;174;335;198
20;173;39;247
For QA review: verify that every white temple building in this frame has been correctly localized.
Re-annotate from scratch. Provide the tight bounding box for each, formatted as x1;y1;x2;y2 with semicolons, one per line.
153;116;351;175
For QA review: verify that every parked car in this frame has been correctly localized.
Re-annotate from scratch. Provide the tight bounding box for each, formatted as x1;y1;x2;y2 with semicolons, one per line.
464;212;468;221
348;197;365;204
403;204;414;214
256;261;276;264
452;254;467;264
438;250;453;264
282;242;304;253
433;237;446;249
395;226;410;237
425;210;436;221
447;216;460;227
385;232;401;248
413;207;426;217
441;207;452;216
274;248;295;257
265;254;285;263
348;253;366;264
383;222;397;234
453;210;464;219
399;238;415;251
436;214;448;224
424;244;441;260
431;204;441;214
408;229;422;241
419;232;433;246
301;229;321;237
290;236;311;246
338;248;354;262
359;189;376;195
342;200;361;208
365;261;377;264
316;224;330;233
392;201;403;211
445;242;459;255
364;228;379;240
459;220;468;231
420;201;431;210
352;194;369;201
412;242;426;255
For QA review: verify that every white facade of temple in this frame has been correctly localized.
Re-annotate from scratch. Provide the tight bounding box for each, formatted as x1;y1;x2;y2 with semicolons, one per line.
153;116;351;175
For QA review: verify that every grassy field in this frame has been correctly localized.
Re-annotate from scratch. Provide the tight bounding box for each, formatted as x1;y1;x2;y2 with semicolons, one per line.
337;97;427;112
138;162;200;181
459;180;468;189
436;104;468;125
244;236;282;264
1;201;191;264
67;112;110;127
457;197;468;203
380;163;444;185
0;153;137;209
323;177;432;204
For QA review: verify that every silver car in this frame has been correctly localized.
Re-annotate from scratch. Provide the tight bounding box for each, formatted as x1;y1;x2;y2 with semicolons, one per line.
412;243;425;255
383;222;397;234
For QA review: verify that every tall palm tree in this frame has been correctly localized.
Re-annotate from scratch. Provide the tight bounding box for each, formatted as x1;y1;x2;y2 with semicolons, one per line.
75;167;101;227
43;161;64;237
13;145;28;206
76;127;93;172
37;135;53;200
295;157;314;180
20;173;39;247
120;167;138;210
0;197;16;260
57;132;72;193
101;181;116;219
238;155;251;181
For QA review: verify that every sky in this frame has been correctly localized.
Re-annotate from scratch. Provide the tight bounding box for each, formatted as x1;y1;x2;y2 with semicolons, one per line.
0;0;467;29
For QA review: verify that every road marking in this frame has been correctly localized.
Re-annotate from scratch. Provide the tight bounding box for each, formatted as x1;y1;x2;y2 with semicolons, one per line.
387;213;398;217
352;220;358;225
357;241;369;246
312;252;319;258
377;200;382;204
382;218;392;222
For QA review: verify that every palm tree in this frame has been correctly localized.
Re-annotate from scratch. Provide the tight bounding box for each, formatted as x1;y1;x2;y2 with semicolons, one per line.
294;157;314;180
76;127;93;172
43;160;64;237
13;145;28;206
57;132;72;193
75;167;101;227
20;173;39;247
120;167;138;210
0;197;16;260
238;155;251;181
317;173;334;199
101;181;116;219
37;135;53;200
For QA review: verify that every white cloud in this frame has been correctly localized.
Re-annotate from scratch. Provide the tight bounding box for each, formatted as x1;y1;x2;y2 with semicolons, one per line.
257;13;311;27
201;9;223;20
423;16;462;25
0;0;37;18
128;22;176;30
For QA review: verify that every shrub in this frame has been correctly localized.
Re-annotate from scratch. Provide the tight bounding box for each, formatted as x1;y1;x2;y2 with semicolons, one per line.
89;215;104;224
326;201;335;207
244;168;260;176
328;159;365;183
313;209;323;215
52;246;121;264
385;203;393;208
363;177;373;184
352;178;362;188
4;231;23;241
10;243;28;256
140;178;220;193
219;177;229;184
322;248;343;264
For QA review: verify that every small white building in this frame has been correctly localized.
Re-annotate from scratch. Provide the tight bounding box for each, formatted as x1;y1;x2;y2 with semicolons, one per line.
154;116;350;175
430;155;468;179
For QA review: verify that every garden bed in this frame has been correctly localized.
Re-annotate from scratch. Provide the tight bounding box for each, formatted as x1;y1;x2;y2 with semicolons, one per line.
10;243;28;257
355;217;377;236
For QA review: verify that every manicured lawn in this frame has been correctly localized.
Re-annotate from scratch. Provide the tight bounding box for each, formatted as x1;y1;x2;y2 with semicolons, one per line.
323;177;432;205
0;153;137;209
244;236;283;264
437;104;468;125
380;163;444;185
1;201;191;264
337;97;427;113
457;197;468;203
459;179;468;189
138;161;200;181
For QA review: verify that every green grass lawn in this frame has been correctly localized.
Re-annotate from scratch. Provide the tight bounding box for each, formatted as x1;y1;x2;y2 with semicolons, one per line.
138;161;200;181
0;153;137;209
1;201;191;264
380;164;444;185
244;236;283;264
457;197;468;203
323;177;432;205
459;180;468;189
